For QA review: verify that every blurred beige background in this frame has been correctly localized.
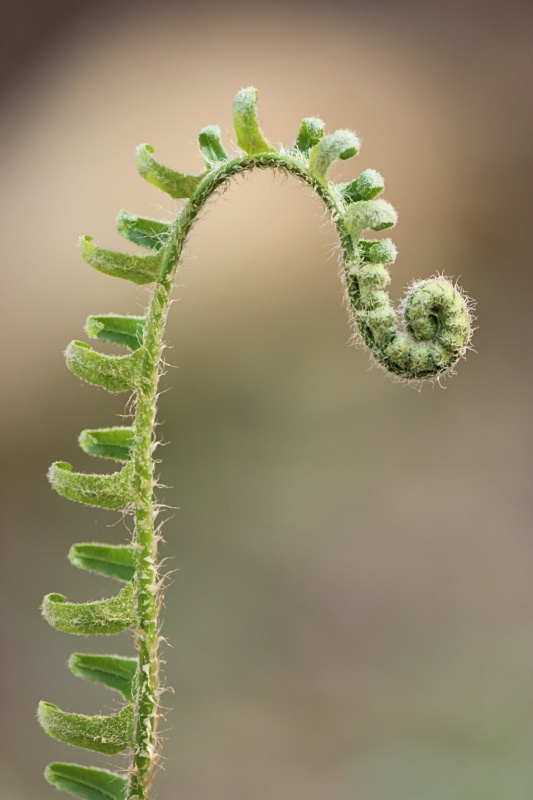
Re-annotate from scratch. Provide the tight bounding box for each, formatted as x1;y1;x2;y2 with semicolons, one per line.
1;1;532;798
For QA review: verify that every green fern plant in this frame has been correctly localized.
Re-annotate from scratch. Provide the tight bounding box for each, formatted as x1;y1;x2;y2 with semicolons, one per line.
39;87;473;800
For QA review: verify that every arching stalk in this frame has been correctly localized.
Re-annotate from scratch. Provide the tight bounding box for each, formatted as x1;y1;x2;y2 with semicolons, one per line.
39;87;473;800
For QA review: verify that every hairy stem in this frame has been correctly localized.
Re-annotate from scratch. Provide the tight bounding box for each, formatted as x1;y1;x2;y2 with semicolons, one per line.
127;152;345;799
128;281;169;799
127;149;472;797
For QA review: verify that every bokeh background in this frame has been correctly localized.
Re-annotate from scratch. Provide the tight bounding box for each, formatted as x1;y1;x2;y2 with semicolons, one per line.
1;0;532;798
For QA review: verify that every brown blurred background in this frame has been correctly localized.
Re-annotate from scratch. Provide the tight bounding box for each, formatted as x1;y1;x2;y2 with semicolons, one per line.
1;0;532;798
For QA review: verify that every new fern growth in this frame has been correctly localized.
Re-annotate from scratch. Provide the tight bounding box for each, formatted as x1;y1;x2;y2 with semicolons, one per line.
39;87;473;800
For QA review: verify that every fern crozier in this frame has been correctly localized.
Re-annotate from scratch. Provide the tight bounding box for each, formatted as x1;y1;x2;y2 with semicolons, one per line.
40;86;474;800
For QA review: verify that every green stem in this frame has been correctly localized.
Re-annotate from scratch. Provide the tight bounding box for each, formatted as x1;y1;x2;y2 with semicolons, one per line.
128;278;171;800
127;152;344;800
127;149;470;798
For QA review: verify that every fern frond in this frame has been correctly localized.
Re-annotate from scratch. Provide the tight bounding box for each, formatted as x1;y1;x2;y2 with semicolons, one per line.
292;117;325;155
41;85;474;800
42;582;135;635
308;129;360;184
233;86;276;155
136;144;205;198
68;543;136;582
198;125;229;167
80;235;163;285
69;654;138;701
48;461;134;509
65;342;142;393
78;428;135;462
45;763;128;800
85;315;146;351
116;210;171;251
38;702;134;754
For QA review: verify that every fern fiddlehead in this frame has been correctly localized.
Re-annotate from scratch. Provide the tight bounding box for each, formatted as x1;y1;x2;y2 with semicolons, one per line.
40;86;473;800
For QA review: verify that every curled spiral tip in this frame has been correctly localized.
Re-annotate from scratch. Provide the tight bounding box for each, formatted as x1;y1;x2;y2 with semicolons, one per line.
348;263;473;381
392;277;473;379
